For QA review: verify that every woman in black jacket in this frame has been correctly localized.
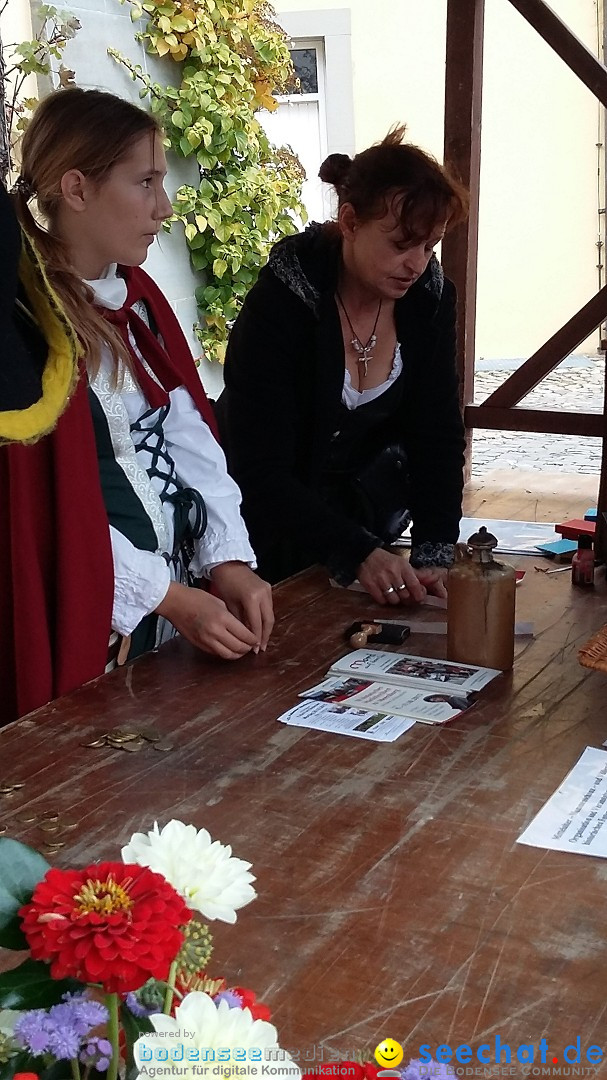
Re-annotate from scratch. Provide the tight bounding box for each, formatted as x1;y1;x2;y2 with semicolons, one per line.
218;126;468;606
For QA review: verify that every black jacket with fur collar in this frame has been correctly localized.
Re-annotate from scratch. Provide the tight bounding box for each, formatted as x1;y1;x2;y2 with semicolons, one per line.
218;223;465;584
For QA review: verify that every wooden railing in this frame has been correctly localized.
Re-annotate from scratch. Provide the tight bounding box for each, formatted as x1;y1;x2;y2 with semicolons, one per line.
441;0;607;557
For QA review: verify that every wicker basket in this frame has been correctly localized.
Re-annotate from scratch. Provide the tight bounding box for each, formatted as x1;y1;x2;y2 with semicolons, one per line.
579;624;607;673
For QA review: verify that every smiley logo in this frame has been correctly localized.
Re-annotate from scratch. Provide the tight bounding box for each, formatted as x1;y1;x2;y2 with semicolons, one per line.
374;1039;404;1070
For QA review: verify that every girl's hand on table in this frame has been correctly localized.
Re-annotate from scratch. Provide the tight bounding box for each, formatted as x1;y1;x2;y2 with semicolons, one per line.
210;561;274;652
155;582;259;659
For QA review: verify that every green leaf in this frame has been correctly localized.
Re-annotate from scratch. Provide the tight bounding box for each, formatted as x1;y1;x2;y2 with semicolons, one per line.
191;250;208;272
0;838;49;949
120;1002;154;1080
212;258;227;278
184;222;197;241
188;230;206;249
206;208;221;231
0;959;82;1009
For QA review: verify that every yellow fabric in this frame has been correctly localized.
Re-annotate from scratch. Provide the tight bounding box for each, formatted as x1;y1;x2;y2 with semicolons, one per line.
0;233;80;445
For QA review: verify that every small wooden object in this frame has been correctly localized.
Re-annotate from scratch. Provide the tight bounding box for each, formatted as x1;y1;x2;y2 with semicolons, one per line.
579;624;607;673
345;621;410;648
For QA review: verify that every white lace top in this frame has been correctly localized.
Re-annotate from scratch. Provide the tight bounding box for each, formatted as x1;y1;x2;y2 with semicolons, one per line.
341;344;403;410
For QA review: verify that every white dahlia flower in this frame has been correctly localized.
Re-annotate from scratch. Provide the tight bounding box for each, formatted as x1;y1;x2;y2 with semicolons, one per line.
133;992;300;1080
121;820;256;923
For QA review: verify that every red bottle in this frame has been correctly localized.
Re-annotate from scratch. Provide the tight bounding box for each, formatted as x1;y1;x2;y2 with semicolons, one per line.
571;534;594;587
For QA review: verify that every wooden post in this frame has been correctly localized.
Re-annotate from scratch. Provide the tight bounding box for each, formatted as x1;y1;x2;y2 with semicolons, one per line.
442;0;485;476
596;361;607;562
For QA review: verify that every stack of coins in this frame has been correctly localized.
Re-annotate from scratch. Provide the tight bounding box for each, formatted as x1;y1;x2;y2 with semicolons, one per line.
81;727;173;752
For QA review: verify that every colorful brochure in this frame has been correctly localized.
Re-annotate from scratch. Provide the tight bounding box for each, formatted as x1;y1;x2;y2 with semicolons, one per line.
278;699;416;743
300;675;478;725
328;649;501;693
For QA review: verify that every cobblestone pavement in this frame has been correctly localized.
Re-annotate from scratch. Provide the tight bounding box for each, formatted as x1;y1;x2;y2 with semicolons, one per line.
472;360;605;476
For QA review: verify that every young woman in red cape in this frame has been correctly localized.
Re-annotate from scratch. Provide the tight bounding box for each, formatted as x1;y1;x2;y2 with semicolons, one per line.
2;88;273;723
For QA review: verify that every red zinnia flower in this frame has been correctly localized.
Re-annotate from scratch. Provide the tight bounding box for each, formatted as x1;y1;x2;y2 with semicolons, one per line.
19;861;191;993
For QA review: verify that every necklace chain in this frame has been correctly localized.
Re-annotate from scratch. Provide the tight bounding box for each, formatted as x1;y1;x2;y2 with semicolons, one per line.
336;292;382;377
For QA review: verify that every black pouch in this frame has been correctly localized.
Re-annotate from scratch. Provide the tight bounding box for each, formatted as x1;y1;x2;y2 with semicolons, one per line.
350;443;411;543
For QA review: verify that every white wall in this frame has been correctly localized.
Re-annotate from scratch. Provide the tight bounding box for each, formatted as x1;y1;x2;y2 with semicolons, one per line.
272;0;601;362
478;0;599;360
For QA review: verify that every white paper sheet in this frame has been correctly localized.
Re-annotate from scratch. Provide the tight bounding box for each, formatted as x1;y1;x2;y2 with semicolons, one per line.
278;699;416;742
517;746;607;857
397;517;559;555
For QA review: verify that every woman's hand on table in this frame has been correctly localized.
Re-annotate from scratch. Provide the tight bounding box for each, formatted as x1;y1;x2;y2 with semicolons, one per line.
357;548;427;605
210;561;274;652
413;566;449;599
155;581;260;660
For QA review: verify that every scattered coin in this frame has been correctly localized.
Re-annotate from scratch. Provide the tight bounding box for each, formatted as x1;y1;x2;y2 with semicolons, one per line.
57;820;78;831
118;739;145;753
41;843;65;856
141;729;162;742
153;741;174;752
42;812;60;821
39;821;61;833
15;812;38;824
81;738;108;748
0;825;7;835
9;782;25;790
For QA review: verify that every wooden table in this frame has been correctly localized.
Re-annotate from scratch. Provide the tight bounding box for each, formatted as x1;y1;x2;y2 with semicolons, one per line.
2;566;607;1070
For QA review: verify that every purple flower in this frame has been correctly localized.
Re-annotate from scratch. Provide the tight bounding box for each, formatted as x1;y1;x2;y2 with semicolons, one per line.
213;990;243;1009
80;1035;114;1072
60;993;108;1035
47;1024;81;1061
13;993;109;1061
401;1061;457;1080
14;1010;51;1054
125;992;153;1019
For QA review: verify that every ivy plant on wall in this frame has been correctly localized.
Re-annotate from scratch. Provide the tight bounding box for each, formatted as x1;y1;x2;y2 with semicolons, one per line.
111;0;306;363
0;2;79;181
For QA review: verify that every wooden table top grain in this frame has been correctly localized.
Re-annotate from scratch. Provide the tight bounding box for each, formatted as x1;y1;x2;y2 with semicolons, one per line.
2;566;607;1067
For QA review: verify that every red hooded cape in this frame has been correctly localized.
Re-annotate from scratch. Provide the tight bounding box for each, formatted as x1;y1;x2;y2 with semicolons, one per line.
1;265;217;723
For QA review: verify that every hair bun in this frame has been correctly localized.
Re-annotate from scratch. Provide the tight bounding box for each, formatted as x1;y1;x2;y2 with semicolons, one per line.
318;153;352;188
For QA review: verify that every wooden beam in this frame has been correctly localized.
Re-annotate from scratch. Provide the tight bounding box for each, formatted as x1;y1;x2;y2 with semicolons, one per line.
466;405;603;437
482;284;607;408
596;368;607;561
507;0;607;108
442;0;485;414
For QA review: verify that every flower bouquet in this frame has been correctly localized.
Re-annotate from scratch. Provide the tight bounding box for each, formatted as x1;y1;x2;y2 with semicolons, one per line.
0;821;295;1080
